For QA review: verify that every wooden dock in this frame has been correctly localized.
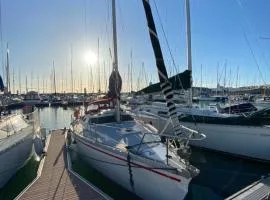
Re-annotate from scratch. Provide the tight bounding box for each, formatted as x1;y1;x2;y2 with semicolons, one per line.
226;176;270;200
16;129;111;200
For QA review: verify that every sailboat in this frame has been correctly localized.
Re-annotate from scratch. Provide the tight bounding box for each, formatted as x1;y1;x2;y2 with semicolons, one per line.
70;1;204;199
133;0;270;162
0;75;42;188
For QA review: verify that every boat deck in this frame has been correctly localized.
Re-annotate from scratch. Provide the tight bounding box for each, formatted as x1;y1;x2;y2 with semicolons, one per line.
16;129;111;200
226;176;270;200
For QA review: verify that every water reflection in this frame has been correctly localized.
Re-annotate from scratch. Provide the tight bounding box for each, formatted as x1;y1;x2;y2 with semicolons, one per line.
38;107;74;131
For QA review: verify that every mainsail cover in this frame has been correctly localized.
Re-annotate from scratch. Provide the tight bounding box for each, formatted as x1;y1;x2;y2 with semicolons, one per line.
107;70;122;99
137;69;191;94
0;75;4;91
142;0;184;136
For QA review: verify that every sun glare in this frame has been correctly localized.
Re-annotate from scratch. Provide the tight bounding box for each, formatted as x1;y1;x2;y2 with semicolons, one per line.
84;51;97;65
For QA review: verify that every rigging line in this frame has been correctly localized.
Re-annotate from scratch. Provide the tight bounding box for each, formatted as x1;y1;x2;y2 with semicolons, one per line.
243;30;266;85
236;0;270;81
237;0;270;71
117;1;125;33
152;0;185;92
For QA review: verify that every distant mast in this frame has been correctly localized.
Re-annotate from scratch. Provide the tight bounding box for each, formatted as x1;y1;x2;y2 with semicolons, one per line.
70;45;74;93
97;38;101;94
12;68;14;94
130;50;133;93
6;43;10;93
53;61;56;94
25;75;28;93
37;75;39;93
186;0;193;107
19;69;21;94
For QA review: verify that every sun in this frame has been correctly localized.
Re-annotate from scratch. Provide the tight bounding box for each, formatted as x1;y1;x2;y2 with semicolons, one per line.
84;50;97;65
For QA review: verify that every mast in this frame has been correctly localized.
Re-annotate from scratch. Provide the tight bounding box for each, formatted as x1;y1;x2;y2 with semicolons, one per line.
80;73;82;93
200;64;202;96
186;0;193;107
25;75;28;93
37;75;39;93
53;61;56;94
31;71;33;91
19;69;21;94
224;60;227;96
6;43;10;93
45;79;47;94
127;64;130;93
130;50;133;93
103;61;106;92
43;77;44;94
216;63;219;96
62;72;64;93
236;66;239;89
142;0;183;136
112;0;120;122
12;68;14;94
97;38;101;94
70;45;74;94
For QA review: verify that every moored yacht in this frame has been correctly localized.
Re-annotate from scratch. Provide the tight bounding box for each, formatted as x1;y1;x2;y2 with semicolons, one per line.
71;100;199;200
70;0;204;199
133;102;270;162
0;108;41;188
23;91;48;107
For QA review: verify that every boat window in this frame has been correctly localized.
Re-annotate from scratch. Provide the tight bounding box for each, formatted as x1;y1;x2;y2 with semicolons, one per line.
89;114;134;124
0;116;28;133
157;111;168;116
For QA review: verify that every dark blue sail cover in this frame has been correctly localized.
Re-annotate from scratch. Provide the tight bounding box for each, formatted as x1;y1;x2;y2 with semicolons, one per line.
107;70;122;99
136;70;191;94
0;75;4;91
142;0;183;136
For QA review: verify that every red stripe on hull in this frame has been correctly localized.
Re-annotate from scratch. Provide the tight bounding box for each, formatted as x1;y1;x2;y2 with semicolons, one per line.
75;135;182;182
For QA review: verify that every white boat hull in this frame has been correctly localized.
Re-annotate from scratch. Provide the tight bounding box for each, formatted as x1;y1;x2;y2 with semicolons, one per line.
73;133;191;200
136;114;270;162
0;127;34;188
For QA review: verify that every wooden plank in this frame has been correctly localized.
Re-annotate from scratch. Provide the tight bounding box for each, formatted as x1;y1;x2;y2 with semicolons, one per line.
226;177;270;200
17;129;110;200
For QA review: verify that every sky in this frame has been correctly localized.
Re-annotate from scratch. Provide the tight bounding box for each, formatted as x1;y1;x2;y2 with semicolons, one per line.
1;0;270;93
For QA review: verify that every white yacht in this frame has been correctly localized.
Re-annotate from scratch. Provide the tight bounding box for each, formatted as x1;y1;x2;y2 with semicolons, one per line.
70;0;204;199
0;109;40;188
133;102;270;162
23;91;48;107
72;102;199;200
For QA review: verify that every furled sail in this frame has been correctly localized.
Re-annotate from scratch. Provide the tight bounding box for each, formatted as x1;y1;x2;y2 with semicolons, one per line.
141;0;183;136
137;69;191;94
0;75;4;91
107;70;122;99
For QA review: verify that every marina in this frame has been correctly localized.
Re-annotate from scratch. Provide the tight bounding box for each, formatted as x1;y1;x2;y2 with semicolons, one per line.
0;107;269;199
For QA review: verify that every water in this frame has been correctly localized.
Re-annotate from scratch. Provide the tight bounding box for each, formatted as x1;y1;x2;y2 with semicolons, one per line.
0;156;39;200
1;107;270;199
